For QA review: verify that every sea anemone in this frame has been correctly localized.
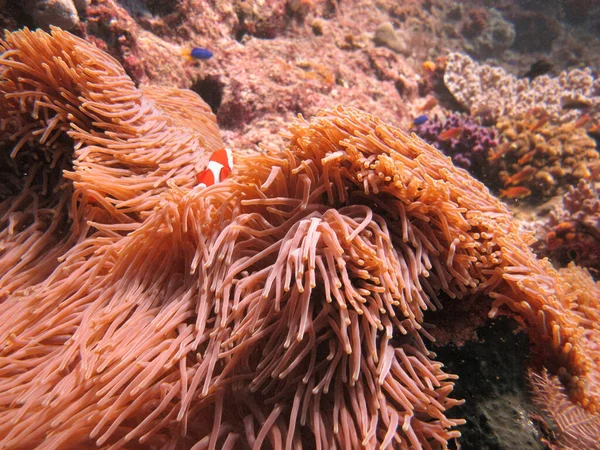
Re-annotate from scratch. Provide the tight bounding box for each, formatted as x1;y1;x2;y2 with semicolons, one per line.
1;27;599;450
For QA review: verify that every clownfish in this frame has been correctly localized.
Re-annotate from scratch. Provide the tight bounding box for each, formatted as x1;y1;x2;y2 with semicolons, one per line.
196;148;234;188
181;47;213;61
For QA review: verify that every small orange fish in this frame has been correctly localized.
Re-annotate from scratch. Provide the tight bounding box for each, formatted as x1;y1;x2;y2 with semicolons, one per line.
518;150;536;165
573;113;592;129
504;166;535;186
417;97;438;112
500;186;531;199
588;123;600;133
529;114;549;132
438;127;463;141
196;148;234;188
489;142;512;162
555;221;576;234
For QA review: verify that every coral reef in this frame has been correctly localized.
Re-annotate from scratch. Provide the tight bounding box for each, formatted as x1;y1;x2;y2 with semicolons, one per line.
1;0;596;161
85;0;148;82
535;180;600;275
509;9;561;53
463;8;516;58
373;22;409;55
443;52;600;122
413;112;498;180
233;0;289;40
24;0;84;30
1;27;600;450
490;116;599;200
460;7;489;39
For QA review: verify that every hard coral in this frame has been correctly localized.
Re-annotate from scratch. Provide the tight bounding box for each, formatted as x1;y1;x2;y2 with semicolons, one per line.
1;27;600;450
444;52;600;122
413;112;498;181
491;116;599;200
536;180;600;275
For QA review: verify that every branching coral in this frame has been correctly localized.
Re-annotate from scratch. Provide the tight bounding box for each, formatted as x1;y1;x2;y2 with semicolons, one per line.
490;115;599;200
1;27;599;450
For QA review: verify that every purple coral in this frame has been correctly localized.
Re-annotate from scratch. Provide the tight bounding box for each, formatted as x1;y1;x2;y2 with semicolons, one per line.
563;180;600;231
413;113;498;181
537;180;600;277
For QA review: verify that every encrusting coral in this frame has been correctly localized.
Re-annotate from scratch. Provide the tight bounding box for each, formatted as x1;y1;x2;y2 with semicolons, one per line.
1;27;599;449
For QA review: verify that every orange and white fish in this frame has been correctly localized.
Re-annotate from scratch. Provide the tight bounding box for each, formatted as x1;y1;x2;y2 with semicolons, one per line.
196;147;234;188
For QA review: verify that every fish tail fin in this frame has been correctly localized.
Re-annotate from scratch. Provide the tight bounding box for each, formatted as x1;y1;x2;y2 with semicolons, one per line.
180;48;193;61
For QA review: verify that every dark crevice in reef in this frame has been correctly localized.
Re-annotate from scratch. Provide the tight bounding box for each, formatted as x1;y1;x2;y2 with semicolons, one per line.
434;317;546;450
189;76;223;115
